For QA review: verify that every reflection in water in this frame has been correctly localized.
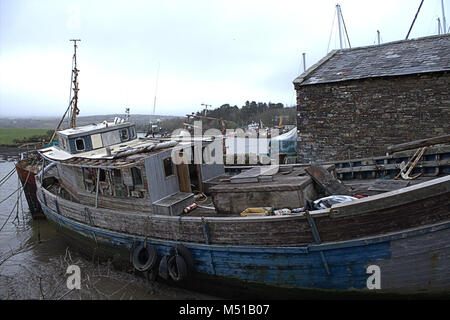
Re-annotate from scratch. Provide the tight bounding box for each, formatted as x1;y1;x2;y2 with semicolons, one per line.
0;161;217;300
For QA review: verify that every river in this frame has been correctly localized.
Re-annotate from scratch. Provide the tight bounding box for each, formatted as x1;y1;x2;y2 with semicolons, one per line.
0;160;217;300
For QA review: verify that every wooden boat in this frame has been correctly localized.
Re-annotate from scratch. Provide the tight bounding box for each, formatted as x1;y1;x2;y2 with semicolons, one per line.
30;40;450;297
15;151;44;219
33;119;450;297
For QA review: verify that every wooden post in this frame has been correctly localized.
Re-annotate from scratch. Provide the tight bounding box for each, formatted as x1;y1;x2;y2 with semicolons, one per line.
387;134;450;154
95;168;100;208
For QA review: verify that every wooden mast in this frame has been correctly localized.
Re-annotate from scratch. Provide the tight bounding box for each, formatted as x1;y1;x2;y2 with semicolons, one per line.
69;39;81;128
49;39;81;143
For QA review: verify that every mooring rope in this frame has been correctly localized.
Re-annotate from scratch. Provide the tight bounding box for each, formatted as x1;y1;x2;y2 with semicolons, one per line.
0;167;16;187
0;159;35;232
0;185;23;205
0;196;20;232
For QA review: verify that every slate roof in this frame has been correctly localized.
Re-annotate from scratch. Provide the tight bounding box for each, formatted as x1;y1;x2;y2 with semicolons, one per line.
293;34;450;86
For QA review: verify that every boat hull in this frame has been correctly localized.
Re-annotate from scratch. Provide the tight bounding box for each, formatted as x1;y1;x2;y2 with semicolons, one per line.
15;160;44;219
39;199;450;297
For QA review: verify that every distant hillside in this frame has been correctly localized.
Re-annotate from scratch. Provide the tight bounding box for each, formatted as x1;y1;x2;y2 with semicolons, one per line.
0;114;181;130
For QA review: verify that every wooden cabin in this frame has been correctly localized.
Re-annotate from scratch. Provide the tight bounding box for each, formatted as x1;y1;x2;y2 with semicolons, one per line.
41;122;225;216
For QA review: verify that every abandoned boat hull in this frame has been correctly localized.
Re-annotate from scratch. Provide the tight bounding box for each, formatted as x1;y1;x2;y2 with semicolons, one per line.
39;192;450;295
15;160;44;219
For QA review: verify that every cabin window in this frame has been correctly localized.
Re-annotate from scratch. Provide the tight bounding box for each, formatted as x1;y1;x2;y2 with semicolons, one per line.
112;169;122;182
75;138;85;151
98;169;106;182
163;157;174;178
130;126;136;139
131;167;143;186
58;137;66;150
120;129;129;141
112;169;127;197
82;168;95;192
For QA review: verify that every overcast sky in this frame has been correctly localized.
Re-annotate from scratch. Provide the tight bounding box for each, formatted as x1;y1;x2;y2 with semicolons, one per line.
0;0;448;118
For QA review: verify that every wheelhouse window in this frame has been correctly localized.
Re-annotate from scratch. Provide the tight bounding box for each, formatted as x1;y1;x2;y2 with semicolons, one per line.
120;129;129;141
129;126;136;139
131;167;143;186
75;138;85;151
112;169;127;197
98;169;106;182
163;157;174;178
82;168;94;192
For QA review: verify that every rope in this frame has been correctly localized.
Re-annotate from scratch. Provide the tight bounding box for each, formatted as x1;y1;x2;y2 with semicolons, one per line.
0;168;16;187
0;196;19;232
340;8;351;48
405;0;424;39
0;159;35;231
326;7;337;53
0;185;23;205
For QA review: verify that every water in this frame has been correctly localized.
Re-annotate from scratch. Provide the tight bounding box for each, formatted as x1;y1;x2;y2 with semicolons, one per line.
0;161;217;300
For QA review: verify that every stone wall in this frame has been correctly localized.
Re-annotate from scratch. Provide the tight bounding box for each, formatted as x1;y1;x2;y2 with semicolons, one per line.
295;71;450;163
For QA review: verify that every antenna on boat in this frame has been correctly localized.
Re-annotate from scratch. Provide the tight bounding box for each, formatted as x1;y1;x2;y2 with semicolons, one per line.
69;39;81;128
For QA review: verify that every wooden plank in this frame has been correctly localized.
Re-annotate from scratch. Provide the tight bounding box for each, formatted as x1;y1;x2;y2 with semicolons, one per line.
387;134;450;153
367;180;410;192
37;172;450;246
305;165;352;196
177;164;191;193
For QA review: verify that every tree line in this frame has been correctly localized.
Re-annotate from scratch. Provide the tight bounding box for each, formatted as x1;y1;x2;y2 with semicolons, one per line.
157;101;296;133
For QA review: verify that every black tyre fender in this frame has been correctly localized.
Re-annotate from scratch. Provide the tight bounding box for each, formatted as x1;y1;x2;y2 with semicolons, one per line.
131;243;158;272
158;254;170;280
170;244;195;273
168;255;188;282
146;254;161;282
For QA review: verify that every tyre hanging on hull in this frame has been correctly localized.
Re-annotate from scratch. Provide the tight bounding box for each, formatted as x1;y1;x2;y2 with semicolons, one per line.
131;243;158;272
168;255;188;282
170;244;195;273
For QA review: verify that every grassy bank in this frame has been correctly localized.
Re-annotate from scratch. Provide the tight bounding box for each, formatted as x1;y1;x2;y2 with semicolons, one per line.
0;128;51;146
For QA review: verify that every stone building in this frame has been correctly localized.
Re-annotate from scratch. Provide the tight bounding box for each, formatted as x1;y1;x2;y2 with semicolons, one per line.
293;34;450;163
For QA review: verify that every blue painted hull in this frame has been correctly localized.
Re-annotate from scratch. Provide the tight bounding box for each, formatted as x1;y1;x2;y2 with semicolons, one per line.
41;201;450;295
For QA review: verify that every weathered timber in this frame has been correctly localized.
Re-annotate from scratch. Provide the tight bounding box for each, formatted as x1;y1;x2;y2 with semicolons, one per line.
305;165;352;196
387;134;450;154
37;173;450;246
367;180;411;192
210;168;318;214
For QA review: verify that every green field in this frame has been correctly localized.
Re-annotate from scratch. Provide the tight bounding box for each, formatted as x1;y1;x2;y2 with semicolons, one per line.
0;128;51;145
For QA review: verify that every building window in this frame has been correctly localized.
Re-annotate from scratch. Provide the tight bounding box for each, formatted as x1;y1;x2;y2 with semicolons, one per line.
131;167;143;186
163;157;174;178
75;138;85;151
120;129;129;141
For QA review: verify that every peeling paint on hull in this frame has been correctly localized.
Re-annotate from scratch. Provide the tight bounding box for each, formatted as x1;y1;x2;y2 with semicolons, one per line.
41;202;450;295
